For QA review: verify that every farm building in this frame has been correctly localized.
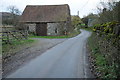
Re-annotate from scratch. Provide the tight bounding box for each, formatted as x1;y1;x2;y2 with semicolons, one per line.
20;4;71;36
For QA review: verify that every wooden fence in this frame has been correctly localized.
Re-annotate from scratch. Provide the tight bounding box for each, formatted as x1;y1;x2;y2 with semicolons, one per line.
1;30;28;44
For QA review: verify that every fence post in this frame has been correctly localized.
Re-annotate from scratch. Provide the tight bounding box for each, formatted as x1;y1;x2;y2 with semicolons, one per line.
25;30;28;39
7;32;10;44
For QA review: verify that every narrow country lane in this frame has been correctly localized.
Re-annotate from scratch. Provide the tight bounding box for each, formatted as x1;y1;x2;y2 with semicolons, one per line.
7;29;93;78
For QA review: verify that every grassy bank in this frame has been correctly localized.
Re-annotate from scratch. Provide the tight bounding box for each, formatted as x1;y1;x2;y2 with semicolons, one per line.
2;39;35;58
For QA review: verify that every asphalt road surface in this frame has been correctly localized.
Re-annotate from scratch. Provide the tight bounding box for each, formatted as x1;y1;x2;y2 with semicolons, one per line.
7;29;94;78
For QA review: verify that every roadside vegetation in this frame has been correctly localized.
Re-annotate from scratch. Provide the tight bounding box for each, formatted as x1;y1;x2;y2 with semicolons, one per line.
80;0;120;79
2;39;35;61
84;21;120;79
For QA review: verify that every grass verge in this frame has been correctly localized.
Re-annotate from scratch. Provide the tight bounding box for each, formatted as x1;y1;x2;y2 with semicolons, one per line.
2;39;35;57
29;29;80;39
29;35;70;38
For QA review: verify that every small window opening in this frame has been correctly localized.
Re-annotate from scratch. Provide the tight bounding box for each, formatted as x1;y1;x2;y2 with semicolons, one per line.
55;28;57;33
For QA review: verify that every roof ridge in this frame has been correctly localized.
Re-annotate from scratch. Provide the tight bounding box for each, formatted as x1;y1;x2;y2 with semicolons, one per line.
27;4;68;7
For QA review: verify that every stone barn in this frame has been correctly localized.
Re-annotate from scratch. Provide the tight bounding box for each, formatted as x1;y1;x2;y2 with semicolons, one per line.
20;4;71;36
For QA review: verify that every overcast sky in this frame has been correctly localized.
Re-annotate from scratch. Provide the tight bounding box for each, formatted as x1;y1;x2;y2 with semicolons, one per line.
0;0;114;18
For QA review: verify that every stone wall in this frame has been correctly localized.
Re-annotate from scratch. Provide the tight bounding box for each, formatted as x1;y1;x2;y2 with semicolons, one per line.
26;24;36;33
26;22;68;36
47;22;66;36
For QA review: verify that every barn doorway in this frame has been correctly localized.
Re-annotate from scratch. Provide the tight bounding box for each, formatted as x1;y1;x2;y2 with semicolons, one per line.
36;23;47;36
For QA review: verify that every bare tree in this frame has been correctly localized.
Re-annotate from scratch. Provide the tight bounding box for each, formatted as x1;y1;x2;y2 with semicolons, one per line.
7;5;21;15
96;0;120;23
6;5;21;26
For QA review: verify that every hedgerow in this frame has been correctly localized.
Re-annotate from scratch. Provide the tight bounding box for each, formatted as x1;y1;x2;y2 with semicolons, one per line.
89;21;120;79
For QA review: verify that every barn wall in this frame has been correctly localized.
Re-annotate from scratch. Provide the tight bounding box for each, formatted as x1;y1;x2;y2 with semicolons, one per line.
26;24;36;32
24;22;69;36
47;22;66;36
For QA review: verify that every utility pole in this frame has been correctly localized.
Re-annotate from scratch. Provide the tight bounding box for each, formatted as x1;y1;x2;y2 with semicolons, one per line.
77;11;79;16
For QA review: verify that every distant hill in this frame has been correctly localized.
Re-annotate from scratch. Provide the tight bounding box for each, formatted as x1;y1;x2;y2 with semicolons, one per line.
1;12;20;25
0;12;13;19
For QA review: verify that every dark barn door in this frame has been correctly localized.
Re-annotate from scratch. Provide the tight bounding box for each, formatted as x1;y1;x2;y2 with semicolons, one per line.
36;23;47;36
